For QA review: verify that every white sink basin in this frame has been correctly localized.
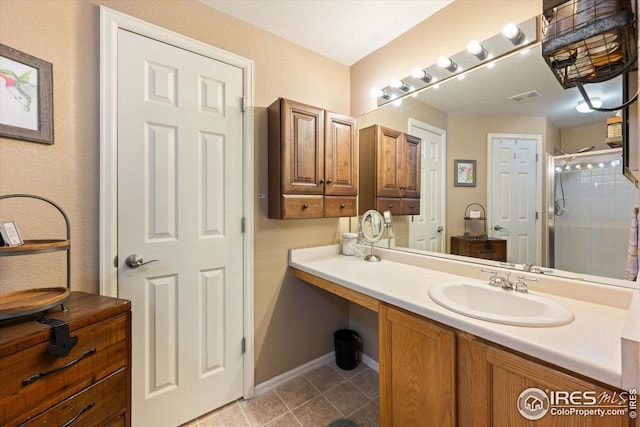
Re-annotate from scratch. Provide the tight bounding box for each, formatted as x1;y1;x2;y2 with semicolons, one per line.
429;280;574;327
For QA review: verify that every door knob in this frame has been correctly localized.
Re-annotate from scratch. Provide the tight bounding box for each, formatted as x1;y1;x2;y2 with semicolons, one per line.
437;226;444;233
494;225;509;231
125;254;159;268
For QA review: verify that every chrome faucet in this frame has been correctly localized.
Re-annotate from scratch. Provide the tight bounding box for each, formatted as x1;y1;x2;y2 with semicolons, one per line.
481;269;514;290
514;275;538;293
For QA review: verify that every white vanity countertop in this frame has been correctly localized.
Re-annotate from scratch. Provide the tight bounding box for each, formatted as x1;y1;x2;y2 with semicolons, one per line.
289;245;640;390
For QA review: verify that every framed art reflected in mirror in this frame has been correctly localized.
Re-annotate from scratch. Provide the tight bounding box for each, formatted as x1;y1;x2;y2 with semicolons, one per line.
454;159;476;187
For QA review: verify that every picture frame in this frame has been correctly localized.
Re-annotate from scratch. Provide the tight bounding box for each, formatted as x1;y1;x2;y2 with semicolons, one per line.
454;159;477;187
0;220;24;246
0;44;54;144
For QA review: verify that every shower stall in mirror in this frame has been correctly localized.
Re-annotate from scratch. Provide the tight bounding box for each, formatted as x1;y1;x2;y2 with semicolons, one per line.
548;148;637;279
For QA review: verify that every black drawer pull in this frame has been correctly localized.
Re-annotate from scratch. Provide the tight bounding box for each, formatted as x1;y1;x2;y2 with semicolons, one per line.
61;402;95;427
23;349;97;385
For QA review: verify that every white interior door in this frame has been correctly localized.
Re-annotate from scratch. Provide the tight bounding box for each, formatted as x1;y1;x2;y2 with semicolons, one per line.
488;135;540;266
117;29;245;427
409;119;446;252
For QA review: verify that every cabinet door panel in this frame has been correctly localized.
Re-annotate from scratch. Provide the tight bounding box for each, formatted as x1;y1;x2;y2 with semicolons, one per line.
376;126;403;198
379;303;456;427
282;99;324;195
402;134;421;199
325;112;357;196
458;334;633;427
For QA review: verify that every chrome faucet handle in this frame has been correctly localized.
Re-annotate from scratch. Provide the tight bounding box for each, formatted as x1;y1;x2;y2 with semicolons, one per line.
515;275;538;293
481;268;501;287
501;271;514;290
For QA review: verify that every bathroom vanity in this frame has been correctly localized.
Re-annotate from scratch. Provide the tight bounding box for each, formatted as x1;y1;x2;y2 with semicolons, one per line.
290;245;640;427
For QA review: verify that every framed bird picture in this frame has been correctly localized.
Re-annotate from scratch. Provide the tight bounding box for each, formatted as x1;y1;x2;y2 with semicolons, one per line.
0;44;53;144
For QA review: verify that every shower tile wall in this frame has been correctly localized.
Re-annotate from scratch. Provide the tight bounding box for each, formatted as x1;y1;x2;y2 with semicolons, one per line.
555;162;637;279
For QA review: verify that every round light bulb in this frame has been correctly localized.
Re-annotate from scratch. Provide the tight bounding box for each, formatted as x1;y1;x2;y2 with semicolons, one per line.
390;79;403;89
437;56;452;69
467;40;483;55
502;23;519;39
411;68;426;79
370;88;384;98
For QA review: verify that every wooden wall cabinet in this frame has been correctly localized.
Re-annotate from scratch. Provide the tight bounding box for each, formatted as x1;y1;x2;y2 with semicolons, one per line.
358;124;421;216
268;98;358;219
0;292;131;427
379;303;456;427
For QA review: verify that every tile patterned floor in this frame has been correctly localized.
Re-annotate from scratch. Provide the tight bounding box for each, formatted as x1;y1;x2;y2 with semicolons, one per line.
181;362;379;427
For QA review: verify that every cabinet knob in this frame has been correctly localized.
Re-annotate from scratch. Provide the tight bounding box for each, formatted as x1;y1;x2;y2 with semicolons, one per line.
410;205;415;209
388;205;393;209
340;204;345;208
319;179;325;184
326;179;333;185
302;203;309;209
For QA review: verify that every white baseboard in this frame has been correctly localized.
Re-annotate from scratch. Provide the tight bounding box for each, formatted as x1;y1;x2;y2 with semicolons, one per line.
361;353;379;373
255;352;379;396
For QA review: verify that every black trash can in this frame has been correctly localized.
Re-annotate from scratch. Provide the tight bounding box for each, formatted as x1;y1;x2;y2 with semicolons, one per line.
334;329;360;370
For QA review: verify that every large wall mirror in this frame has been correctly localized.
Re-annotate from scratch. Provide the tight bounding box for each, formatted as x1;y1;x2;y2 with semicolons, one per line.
356;18;638;289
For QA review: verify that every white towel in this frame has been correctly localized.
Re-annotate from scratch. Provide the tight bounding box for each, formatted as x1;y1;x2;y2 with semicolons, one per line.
624;206;639;281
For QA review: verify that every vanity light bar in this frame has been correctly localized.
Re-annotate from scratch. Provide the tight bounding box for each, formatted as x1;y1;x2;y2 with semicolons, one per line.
371;17;539;107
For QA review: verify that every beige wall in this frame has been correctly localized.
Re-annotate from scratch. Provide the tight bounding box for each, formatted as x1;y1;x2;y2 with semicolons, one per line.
0;0;352;385
561;121;610;153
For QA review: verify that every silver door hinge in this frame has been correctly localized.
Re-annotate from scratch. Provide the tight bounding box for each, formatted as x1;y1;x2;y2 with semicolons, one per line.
536;211;539;220
241;217;246;233
240;97;245;112
241;337;246;354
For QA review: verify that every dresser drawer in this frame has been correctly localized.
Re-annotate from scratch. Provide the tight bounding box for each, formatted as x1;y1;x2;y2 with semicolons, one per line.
324;196;357;217
21;368;128;427
401;198;420;215
0;313;129;426
281;195;324;219
376;198;402;215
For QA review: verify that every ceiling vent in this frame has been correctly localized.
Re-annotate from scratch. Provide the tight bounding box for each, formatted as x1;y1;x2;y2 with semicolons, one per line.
509;89;543;103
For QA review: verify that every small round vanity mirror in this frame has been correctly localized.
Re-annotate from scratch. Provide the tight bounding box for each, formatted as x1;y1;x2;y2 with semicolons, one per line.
360;210;385;262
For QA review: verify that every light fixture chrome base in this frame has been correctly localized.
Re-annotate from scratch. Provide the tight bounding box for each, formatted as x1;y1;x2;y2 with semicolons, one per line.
364;254;381;262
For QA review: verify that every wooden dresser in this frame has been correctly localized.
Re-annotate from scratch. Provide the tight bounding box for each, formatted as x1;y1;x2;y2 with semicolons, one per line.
0;292;131;427
450;236;507;262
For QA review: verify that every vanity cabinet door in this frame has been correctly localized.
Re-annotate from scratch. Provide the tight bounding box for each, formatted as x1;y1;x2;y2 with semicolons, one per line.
379;303;456;427
401;133;421;200
375;126;404;198
458;334;633;427
324;111;357;197
280;99;325;195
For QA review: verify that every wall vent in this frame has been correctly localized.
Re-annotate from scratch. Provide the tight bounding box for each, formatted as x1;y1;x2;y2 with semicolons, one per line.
509;89;543;103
